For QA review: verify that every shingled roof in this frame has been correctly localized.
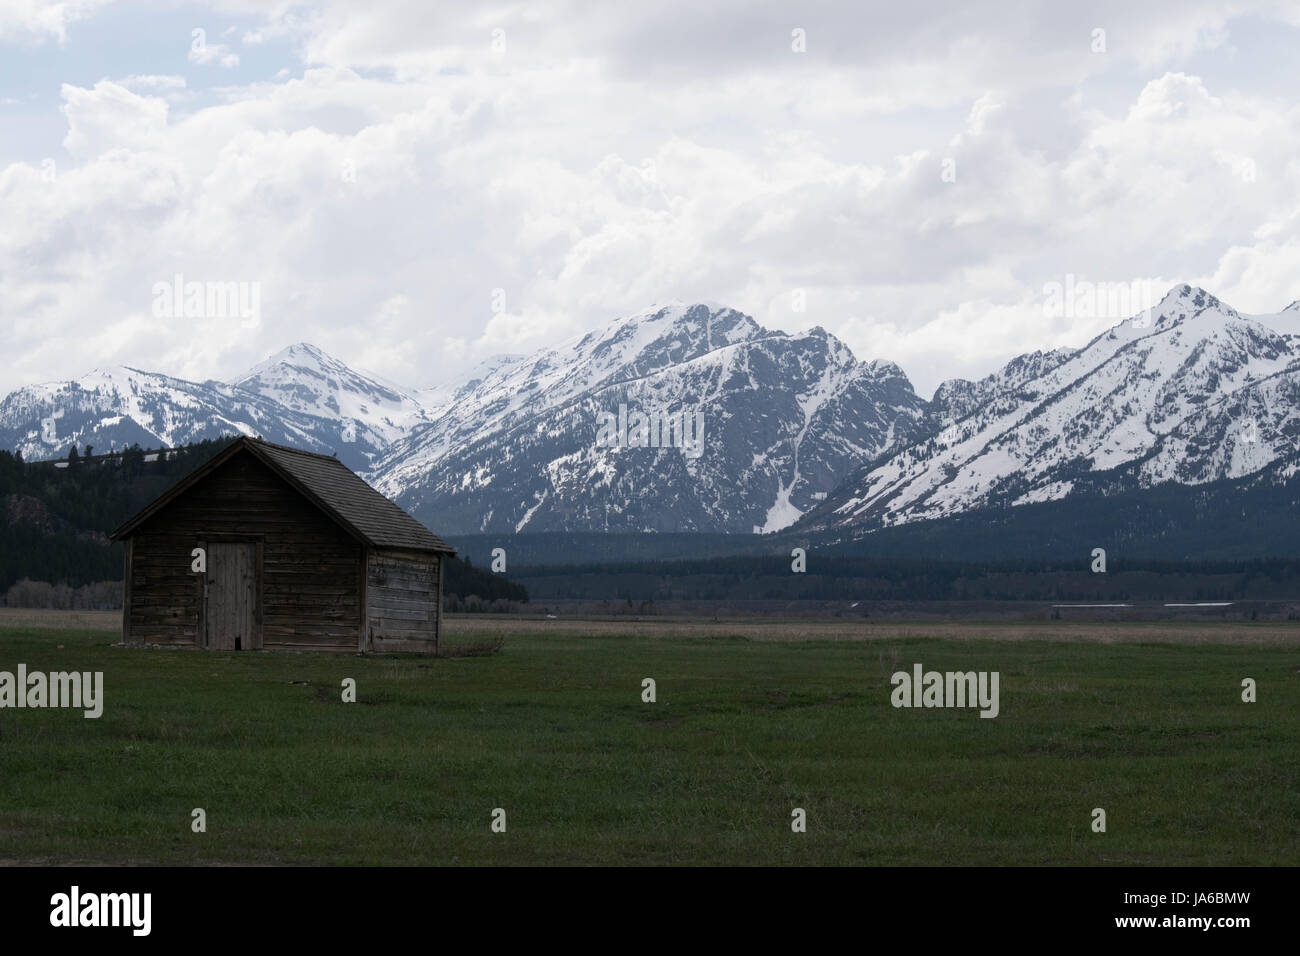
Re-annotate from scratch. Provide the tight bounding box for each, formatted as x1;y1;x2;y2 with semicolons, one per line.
111;436;455;554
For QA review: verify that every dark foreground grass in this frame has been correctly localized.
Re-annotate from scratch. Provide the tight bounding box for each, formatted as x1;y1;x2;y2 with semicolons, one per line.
1;619;1297;865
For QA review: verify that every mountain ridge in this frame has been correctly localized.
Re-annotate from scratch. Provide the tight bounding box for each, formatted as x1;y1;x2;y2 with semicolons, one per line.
797;284;1300;537
5;285;1300;540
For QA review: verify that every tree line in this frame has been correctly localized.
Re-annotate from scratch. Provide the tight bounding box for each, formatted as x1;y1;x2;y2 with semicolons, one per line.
1;438;526;607
511;554;1300;602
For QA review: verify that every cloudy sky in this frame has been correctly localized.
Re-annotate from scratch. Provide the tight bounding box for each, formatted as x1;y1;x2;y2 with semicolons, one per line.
3;0;1300;399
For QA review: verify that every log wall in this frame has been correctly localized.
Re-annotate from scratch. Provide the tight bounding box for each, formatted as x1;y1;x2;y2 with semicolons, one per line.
125;450;363;651
366;548;439;653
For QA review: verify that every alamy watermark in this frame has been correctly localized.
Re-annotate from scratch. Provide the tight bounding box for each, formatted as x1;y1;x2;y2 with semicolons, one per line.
890;662;1000;718
595;403;705;459
151;273;261;328
50;886;150;936
1043;276;1158;328
0;665;103;718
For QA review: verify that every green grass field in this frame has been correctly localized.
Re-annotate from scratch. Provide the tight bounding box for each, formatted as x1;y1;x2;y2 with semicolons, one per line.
1;611;1297;865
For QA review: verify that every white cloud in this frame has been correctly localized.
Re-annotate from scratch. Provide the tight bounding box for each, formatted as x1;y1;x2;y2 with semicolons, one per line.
118;74;188;92
188;31;240;68
4;1;1300;402
0;0;109;44
59;80;170;156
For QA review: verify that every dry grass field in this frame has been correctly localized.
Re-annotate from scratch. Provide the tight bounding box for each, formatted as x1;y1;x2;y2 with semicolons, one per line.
445;613;1300;645
9;607;1299;646
0;608;120;631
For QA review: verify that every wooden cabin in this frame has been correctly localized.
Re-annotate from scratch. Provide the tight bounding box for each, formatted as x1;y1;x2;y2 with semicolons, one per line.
110;436;455;653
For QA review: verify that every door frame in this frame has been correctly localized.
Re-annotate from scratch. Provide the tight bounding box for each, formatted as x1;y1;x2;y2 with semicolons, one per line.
197;534;264;650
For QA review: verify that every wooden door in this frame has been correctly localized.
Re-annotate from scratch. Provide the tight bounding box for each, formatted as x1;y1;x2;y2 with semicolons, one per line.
204;542;260;650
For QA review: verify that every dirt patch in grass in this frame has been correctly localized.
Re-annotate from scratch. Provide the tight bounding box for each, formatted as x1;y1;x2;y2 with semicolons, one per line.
755;690;860;711
438;637;505;659
639;715;685;728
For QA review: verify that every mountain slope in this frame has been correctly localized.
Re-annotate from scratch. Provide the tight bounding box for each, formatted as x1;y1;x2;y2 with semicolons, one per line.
804;285;1300;535
371;303;928;534
0;344;437;472
232;343;433;469
0;366;343;465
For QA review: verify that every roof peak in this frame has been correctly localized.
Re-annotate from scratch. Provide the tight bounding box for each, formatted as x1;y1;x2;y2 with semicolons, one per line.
113;435;454;553
237;435;339;462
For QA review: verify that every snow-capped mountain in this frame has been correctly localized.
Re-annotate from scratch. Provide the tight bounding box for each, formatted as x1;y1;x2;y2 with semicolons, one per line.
415;354;526;421
0;365;340;463
232;343;433;467
0;305;928;533
0;345;429;472
8;286;1298;543
371;302;929;534
804;285;1300;535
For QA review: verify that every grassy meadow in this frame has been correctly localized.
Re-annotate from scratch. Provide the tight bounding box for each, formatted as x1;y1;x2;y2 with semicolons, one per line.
1;610;1297;865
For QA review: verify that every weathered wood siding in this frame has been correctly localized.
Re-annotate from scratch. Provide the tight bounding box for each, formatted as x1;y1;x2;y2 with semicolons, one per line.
366;548;439;653
203;541;259;650
125;450;362;650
